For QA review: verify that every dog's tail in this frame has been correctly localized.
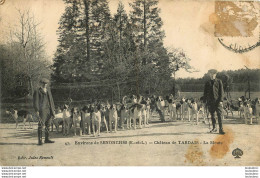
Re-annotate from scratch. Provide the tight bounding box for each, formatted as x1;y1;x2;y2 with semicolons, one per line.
67;98;73;106
138;96;142;103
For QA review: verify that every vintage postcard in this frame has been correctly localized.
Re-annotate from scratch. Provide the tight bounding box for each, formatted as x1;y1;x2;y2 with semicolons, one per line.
0;0;259;166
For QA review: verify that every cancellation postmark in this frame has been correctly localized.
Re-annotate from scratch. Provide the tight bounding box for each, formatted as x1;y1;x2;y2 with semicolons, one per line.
212;1;260;53
0;0;5;5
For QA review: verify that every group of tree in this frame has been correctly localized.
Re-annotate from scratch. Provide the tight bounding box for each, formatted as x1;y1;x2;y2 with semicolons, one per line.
0;0;193;101
175;69;260;92
51;0;192;101
0;10;51;98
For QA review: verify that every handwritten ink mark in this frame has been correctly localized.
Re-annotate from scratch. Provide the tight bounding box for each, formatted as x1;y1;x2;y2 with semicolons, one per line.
0;0;5;5
218;38;260;53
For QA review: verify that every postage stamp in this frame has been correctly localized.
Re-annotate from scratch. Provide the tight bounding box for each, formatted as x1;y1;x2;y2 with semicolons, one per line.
212;1;260;53
214;1;259;37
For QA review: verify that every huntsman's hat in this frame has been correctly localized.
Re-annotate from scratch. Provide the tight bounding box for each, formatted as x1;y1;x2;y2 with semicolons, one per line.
207;69;218;74
40;78;50;84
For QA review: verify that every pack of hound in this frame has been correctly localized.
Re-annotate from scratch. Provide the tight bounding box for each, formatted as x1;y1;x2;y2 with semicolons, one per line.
222;96;260;125
6;96;259;134
48;95;211;137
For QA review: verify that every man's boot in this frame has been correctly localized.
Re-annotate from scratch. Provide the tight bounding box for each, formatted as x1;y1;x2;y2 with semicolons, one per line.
38;128;43;145
219;130;225;135
219;126;225;135
44;127;55;143
218;117;225;135
210;125;217;133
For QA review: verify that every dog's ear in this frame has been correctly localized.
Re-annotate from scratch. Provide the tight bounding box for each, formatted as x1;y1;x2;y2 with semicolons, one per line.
64;104;68;110
138;96;142;103
84;106;89;112
97;104;101;111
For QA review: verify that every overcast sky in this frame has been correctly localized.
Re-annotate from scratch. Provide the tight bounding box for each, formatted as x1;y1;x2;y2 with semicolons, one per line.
0;0;259;78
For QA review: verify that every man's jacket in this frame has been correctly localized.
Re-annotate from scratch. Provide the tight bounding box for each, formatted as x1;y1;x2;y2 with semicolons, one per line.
33;87;55;116
203;78;224;104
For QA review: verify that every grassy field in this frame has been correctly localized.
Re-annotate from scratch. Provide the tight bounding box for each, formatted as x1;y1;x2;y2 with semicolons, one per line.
179;92;260;100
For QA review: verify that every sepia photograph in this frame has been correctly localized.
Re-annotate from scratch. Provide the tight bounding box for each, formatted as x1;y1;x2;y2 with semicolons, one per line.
0;0;259;167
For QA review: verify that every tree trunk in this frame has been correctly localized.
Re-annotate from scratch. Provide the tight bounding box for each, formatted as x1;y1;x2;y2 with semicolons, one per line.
29;77;33;96
143;0;147;65
143;0;147;48
119;11;122;62
83;0;90;62
117;81;121;101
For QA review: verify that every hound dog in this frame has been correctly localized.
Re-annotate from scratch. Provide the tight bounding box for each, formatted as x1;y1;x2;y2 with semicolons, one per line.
51;111;64;133
197;101;207;124
181;98;192;122
226;99;244;118
119;104;129;130
103;104;111;131
145;97;151;125
178;98;186;121
109;104;118;132
71;107;82;136
140;99;148;127
129;95;143;129
149;95;158;116
244;101;253;125
219;102;226;121
92;105;102;136
176;102;182;120
164;95;170;116
156;96;166;122
62;104;72;136
81;105;92;135
253;98;260;121
6;109;34;129
100;104;109;133
168;99;176;121
237;98;245;118
190;99;202;125
132;103;143;129
222;100;233;118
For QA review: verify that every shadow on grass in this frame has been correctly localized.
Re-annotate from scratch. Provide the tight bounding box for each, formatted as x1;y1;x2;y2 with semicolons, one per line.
0;142;36;146
222;118;248;125
0;116;254;143
80;132;184;140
